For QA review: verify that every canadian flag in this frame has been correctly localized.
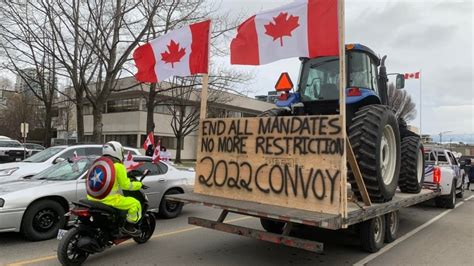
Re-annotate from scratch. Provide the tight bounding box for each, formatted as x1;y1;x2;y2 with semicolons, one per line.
143;131;155;150
231;0;338;65
404;72;420;79
133;20;211;82
123;151;143;172
152;139;161;163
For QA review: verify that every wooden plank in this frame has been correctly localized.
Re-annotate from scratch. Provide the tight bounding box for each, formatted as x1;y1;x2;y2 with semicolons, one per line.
346;140;371;206
199;73;209;120
167;192;342;229
344;189;439;226
193;115;345;215
337;0;348;218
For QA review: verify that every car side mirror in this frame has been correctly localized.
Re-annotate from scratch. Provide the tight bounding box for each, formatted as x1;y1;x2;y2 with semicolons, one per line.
53;157;66;164
396;74;405;89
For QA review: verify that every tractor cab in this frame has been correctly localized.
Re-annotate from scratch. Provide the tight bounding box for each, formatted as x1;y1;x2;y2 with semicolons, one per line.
276;43;404;122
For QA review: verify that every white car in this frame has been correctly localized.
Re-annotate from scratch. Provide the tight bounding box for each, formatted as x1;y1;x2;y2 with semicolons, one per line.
424;147;465;209
0;156;195;240
0;145;140;183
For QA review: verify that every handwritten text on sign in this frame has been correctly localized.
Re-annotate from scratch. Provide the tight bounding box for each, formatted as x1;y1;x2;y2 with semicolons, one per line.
194;115;344;214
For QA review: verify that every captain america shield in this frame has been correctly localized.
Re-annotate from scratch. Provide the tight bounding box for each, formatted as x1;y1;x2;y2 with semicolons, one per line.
86;157;116;199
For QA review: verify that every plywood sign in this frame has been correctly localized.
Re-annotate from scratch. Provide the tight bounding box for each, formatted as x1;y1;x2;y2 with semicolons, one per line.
194;115;345;214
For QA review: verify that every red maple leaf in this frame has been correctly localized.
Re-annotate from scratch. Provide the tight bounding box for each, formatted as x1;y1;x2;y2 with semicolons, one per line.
160;40;186;68
264;12;300;47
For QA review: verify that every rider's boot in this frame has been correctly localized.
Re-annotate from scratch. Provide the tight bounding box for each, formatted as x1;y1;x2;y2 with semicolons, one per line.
121;222;141;237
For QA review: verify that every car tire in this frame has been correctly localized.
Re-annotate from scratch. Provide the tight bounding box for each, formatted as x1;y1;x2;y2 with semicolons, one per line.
398;136;425;193
159;189;184;219
21;199;66;241
348;105;401;203
260;218;286;234
435;180;456;209
359;216;385;253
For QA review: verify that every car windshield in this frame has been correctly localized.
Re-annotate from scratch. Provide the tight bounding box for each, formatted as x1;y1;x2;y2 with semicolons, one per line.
0;140;22;147
23;147;65;163
32;158;93;181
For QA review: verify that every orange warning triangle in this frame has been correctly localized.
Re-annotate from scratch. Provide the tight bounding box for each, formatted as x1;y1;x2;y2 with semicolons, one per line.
275;72;293;91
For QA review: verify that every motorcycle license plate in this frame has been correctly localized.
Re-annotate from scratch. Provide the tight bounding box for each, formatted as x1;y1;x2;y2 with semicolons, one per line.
57;229;68;240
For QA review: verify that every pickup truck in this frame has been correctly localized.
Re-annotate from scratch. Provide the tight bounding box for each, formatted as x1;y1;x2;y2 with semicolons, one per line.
0;139;28;163
424;147;465;208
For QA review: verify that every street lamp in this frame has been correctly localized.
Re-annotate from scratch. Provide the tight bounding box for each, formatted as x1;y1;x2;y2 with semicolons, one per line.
438;131;452;144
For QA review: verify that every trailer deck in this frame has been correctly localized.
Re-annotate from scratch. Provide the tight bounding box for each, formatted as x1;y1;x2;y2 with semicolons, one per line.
166;189;440;253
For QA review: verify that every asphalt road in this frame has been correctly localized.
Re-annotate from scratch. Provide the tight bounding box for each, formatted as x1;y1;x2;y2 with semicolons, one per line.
1;191;473;266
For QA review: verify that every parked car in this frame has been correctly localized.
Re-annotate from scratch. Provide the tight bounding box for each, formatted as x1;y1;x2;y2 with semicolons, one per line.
0;155;194;240
0;144;140;183
0;136;11;140
23;143;45;157
424;147;465;208
0;139;28;163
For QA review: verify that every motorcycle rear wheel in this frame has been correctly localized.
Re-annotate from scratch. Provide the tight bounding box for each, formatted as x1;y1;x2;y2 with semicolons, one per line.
133;213;156;244
57;227;89;266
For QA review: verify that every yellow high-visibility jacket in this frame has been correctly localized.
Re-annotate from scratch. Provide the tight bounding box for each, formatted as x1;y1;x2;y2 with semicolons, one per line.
87;162;142;205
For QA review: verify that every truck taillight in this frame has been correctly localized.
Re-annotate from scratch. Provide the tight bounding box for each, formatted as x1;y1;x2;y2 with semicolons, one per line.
433;167;441;184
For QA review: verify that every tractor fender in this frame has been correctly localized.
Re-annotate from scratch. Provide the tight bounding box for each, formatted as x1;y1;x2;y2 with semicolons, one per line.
346;88;381;104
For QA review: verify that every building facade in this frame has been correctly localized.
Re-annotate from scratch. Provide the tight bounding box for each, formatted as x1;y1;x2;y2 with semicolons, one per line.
56;77;274;160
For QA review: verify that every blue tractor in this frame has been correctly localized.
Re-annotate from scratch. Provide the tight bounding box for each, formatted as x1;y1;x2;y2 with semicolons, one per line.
262;44;425;203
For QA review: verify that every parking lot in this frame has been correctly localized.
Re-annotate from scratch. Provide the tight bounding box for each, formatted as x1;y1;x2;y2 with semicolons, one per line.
2;191;473;266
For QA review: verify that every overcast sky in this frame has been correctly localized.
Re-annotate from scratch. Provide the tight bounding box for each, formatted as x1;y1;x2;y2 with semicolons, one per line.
217;0;473;137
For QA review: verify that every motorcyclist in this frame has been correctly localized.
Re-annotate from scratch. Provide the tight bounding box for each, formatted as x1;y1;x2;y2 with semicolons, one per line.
87;141;143;236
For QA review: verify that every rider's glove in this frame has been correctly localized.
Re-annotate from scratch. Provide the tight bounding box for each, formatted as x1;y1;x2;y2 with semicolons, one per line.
141;183;149;190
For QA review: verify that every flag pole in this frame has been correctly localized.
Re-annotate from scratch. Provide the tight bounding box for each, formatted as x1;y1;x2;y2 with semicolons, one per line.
199;21;211;120
419;69;422;136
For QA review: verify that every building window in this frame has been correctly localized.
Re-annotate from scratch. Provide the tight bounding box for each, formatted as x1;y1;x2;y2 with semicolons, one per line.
107;98;140;113
105;134;138;148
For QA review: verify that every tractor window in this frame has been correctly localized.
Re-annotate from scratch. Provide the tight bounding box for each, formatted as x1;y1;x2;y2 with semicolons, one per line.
348;52;377;90
299;57;340;101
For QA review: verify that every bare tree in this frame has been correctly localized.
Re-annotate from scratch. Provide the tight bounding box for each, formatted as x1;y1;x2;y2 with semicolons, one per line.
0;2;59;146
387;83;417;121
0;92;42;140
138;0;246;134
165;71;248;163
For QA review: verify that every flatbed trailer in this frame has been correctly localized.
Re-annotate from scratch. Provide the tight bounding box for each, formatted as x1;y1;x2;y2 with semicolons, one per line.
167;188;440;253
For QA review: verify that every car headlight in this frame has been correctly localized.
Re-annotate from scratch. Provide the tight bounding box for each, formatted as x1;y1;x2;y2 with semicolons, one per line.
0;198;4;207
0;168;19;177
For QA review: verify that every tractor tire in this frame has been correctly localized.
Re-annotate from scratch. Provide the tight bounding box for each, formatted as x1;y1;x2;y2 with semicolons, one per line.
258;108;291;117
398;136;425;193
348;105;401;203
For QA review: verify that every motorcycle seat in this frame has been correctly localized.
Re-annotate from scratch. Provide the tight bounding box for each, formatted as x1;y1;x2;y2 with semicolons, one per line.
78;199;121;214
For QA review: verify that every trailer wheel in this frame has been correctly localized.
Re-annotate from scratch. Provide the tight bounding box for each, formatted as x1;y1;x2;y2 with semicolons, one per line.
384;211;399;243
260;218;285;234
359;216;385;253
348;105;401;203
398;136;425;193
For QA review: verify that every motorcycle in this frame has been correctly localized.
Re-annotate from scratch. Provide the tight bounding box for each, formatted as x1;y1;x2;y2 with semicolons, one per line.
57;169;156;265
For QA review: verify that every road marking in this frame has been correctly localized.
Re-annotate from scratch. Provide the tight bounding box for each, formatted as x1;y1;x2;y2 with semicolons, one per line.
464;195;474;201
6;216;252;266
354;199;469;266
